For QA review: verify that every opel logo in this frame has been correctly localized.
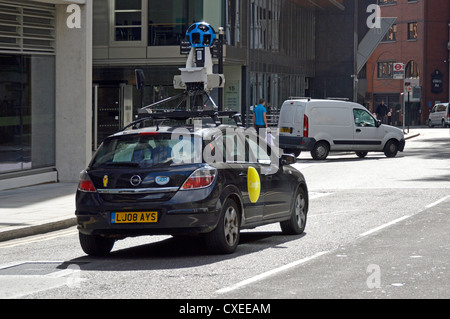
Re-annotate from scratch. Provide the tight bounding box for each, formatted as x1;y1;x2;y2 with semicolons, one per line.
130;175;142;186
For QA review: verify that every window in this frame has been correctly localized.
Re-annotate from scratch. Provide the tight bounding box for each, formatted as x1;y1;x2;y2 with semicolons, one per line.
111;0;146;44
408;22;418;40
382;24;397;42
378;0;397;5
353;109;376;127
0;54;56;174
377;62;393;78
405;60;419;78
148;0;203;46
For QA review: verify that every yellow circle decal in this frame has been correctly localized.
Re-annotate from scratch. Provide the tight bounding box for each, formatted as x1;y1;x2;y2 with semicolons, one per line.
247;166;261;203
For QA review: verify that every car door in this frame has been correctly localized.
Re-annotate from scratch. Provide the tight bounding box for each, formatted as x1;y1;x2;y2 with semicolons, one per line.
222;130;264;225
352;108;384;151
245;133;292;220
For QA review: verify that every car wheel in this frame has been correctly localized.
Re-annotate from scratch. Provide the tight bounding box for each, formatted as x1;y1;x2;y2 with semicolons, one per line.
280;187;307;235
79;232;115;256
428;120;434;128
205;198;240;254
442;120;446;128
311;141;329;160
356;151;368;158
286;149;301;157
384;140;399;158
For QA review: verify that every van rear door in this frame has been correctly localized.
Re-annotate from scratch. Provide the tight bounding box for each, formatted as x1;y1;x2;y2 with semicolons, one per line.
279;101;305;137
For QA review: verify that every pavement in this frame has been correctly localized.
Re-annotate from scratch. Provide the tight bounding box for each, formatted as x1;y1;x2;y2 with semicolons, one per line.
0;127;423;243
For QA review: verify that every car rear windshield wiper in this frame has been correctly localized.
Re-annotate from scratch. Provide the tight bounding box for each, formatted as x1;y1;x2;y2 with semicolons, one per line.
102;162;140;167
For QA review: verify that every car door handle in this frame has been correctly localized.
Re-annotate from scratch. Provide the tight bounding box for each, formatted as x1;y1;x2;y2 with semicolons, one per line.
356;129;361;133
239;172;247;178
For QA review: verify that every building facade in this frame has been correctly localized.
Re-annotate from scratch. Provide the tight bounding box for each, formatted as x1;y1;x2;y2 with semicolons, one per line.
91;0;317;144
0;0;92;190
366;0;450;126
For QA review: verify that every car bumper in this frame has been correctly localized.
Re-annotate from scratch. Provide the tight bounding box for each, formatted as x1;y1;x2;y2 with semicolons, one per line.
279;135;316;151
76;186;222;237
399;138;406;152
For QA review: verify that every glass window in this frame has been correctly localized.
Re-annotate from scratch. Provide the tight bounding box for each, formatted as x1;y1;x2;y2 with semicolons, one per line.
148;0;203;46
377;61;393;78
112;0;144;43
408;22;418;40
0;54;55;174
405;60;419;78
382;24;397;42
353;109;376;127
92;133;201;168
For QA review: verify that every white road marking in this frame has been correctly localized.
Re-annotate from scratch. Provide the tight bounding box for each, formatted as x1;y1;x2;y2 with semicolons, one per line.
359;215;411;237
0;227;77;249
216;251;328;294
425;195;450;208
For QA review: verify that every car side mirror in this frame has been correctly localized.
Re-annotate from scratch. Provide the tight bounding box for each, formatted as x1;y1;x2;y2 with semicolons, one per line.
375;120;381;127
280;154;296;165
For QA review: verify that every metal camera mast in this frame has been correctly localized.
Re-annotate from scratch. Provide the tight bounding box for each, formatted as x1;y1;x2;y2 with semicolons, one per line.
130;22;242;129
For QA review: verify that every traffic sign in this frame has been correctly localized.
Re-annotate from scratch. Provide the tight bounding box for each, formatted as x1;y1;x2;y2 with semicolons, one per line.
393;63;404;79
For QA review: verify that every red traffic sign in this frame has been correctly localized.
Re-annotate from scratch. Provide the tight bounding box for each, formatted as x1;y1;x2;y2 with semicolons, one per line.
394;63;404;71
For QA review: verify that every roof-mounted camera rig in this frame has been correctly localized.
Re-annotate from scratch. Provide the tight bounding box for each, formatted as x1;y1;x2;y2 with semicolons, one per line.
135;21;225;113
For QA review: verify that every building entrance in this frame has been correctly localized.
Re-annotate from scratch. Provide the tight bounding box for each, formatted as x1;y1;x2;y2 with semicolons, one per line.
92;83;133;150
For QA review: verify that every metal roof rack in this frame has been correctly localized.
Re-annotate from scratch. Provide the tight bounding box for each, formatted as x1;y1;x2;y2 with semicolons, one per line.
121;110;243;132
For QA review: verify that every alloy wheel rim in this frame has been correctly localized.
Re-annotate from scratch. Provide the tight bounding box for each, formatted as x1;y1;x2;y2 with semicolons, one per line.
224;207;239;246
295;193;306;228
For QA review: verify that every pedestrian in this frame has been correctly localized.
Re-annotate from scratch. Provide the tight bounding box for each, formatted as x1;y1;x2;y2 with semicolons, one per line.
253;98;268;135
376;100;388;123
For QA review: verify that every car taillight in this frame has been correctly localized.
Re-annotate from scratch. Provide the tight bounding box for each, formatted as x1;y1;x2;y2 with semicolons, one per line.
78;171;97;193
303;114;309;138
181;166;217;190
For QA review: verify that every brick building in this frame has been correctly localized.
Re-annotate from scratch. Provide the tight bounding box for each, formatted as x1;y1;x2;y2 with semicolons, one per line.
366;0;450;126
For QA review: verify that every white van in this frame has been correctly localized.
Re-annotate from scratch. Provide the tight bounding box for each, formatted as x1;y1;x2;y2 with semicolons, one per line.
428;102;449;128
278;99;405;160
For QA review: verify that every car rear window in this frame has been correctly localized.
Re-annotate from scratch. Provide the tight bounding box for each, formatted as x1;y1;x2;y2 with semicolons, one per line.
91;133;201;168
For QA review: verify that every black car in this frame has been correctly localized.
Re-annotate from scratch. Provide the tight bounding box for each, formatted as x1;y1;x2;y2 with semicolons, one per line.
76;112;309;256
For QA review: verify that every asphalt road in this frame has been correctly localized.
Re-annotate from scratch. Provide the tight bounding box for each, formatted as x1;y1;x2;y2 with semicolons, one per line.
0;127;449;300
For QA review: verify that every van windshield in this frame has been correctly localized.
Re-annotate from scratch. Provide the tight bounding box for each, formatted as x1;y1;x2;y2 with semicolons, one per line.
91;133;201;168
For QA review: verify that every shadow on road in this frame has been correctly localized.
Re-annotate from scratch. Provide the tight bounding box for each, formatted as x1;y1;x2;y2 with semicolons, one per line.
64;231;306;271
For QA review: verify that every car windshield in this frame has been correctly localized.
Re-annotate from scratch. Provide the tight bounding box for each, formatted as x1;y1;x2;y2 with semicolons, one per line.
91;133;201;168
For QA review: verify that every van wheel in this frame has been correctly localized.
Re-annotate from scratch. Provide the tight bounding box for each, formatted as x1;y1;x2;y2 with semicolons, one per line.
311;142;329;160
428;120;434;128
286;149;301;157
442;120;447;128
79;233;115;256
356;151;368;158
384;140;399;158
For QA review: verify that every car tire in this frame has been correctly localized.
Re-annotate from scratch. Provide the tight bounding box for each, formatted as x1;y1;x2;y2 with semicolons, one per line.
286;149;301;157
205;198;240;254
79;232;115;256
384;140;399;158
311;141;329;160
280;186;307;235
356;151;368;158
428;120;434;128
442;120;447;128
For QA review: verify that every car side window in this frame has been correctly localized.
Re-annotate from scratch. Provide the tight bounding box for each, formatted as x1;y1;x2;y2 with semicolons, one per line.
246;135;271;164
353;109;375;127
223;133;246;163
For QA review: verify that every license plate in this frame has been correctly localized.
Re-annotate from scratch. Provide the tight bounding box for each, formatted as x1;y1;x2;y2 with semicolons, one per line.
280;127;292;133
111;212;158;224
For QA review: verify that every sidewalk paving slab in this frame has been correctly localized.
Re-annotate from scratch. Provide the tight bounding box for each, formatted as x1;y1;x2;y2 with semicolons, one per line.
0;183;78;242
